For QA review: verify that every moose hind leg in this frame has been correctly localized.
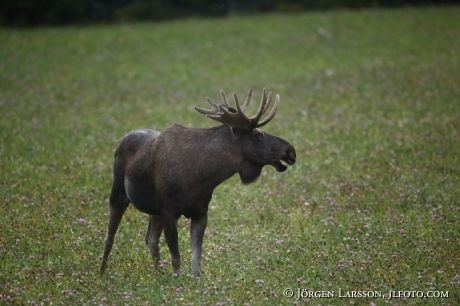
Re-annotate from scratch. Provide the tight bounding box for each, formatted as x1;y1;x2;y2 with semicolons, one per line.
100;174;129;275
163;215;181;275
190;212;208;277
145;215;163;268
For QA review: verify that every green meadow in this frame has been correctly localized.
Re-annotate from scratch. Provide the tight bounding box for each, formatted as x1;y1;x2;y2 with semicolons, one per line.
1;6;459;305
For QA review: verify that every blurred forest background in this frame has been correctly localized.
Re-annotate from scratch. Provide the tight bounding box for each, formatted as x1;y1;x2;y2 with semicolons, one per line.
1;0;456;27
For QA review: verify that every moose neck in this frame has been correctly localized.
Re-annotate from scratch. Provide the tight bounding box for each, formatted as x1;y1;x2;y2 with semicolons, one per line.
196;125;243;186
159;124;243;191
196;125;264;186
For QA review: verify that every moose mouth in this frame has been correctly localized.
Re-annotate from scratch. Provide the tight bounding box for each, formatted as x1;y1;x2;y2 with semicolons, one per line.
272;155;296;172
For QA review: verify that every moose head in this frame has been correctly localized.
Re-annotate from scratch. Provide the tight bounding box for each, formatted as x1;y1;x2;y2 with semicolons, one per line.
196;88;296;183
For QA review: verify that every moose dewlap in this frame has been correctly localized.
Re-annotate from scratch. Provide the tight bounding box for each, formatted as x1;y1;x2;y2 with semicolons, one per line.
100;88;296;277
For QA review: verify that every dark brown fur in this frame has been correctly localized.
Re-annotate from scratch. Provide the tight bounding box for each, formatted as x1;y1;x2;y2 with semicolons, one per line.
100;92;296;277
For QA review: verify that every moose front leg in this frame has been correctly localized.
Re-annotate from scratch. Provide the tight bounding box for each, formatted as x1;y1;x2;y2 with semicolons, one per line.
145;215;163;268
190;212;208;277
163;215;181;275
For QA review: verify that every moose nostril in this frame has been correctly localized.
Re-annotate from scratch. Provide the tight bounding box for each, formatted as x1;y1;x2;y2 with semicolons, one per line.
282;149;296;165
289;150;296;163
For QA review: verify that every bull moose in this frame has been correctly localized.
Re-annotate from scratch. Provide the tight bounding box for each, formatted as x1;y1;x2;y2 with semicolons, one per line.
100;88;296;277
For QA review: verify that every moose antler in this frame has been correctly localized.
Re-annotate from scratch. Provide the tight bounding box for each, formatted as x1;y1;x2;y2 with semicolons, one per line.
195;88;280;129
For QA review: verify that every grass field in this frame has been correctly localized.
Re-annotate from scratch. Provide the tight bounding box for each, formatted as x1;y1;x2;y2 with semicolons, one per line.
1;6;459;305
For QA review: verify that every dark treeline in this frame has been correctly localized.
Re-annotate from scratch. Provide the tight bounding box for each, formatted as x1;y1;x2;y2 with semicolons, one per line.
0;0;455;27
